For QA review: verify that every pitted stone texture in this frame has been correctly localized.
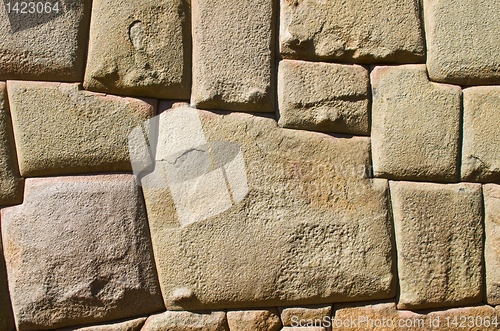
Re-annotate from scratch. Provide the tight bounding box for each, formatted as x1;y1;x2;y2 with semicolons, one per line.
57;317;147;331
280;305;331;327
84;0;190;99
141;311;228;331
0;226;15;331
371;65;461;182
0;1;90;81
1;175;164;330
277;60;369;135
7;81;156;177
227;309;281;331
424;0;500;85
390;181;483;310
143;103;395;310
280;0;424;63
484;184;500;305
191;0;275;112
462;87;500;182
0;82;23;205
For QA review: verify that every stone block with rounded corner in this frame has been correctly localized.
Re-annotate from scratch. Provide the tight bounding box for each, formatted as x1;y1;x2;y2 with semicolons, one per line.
371;65;461;182
424;0;500;85
0;223;15;331
279;305;331;327
6;81;156;177
141;311;228;331
277;60;369;135
84;0;190;99
390;181;483;310
227;309;281;331
280;0;425;63
484;184;500;305
1;174;164;331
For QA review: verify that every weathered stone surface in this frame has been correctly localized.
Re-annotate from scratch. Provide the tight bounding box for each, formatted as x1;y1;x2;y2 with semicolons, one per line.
191;0;275;112
461;87;500;182
0;224;15;331
390;181;483;310
280;0;424;63
84;0;190;99
280;305;331;327
371;65;461;182
281;327;326;331
0;1;90;81
6;81;156;177
424;0;500;85
141;311;228;331
57;317;147;331
277;60;369;135
0;82;23;205
227;309;281;331
484;184;500;305
139;102;395;310
1;175;164;330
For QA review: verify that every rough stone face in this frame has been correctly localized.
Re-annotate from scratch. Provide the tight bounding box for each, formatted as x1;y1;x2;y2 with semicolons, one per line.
461;87;500;182
277;60;369;135
280;305;331;327
141;311;228;331
280;0;425;63
227;309;281;331
57;317;147;331
139;102;395;310
424;0;500;85
0;224;15;331
191;0;275;112
84;0;190;99
484;184;500;305
0;82;23;205
6;81;156;177
0;0;91;81
281;328;326;331
1;175;164;330
371;65;461;182
390;181;483;310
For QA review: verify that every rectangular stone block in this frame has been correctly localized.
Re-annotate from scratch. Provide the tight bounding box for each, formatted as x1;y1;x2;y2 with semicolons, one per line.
371;65;461;182
227;309;281;331
279;305;331;327
462;87;500;182
484;184;500;305
84;0;190;99
191;0;275;112
56;317;147;331
141;311;228;331
278;60;369;135
280;0;424;63
0;222;15;331
1;174;164;330
390;181;483;310
0;0;91;81
6;81;156;177
424;0;500;85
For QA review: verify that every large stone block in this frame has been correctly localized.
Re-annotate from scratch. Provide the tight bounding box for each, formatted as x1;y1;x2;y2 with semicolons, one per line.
484;184;500;305
141;311;228;331
0;0;91;81
462;87;500;182
227;309;281;331
1;175;164;330
280;0;424;63
0;82;23;205
135;102;395;310
84;0;190;99
424;0;500;85
6;81;156;177
371;65;461;182
390;181;483;310
191;0;275;112
277;60;369;135
0;223;15;331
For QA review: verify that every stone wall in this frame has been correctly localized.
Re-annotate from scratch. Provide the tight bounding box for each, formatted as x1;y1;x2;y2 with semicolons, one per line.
0;0;499;330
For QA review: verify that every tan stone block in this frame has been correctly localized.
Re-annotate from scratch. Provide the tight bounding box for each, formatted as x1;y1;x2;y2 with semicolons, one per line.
277;60;369;135
57;317;147;331
280;327;326;331
6;81;156;177
191;0;275;112
227;309;281;331
1;175;164;330
390;181;483;310
280;0;424;63
484;184;500;305
371;65;461;182
84;0;190;99
424;0;500;85
279;305;331;327
0;222;15;331
141;311;228;331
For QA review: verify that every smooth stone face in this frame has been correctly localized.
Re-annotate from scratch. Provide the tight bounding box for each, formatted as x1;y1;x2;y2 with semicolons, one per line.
0;0;90;81
1;175;164;330
279;305;331;327
280;0;424;63
57;317;147;331
6;81;156;177
390;181;483;310
0;220;15;331
424;0;500;85
277;60;369;135
371;65;461;182
141;311;228;331
484;184;500;305
141;103;395;310
227;309;281;331
461;87;500;182
0;82;23;205
191;0;275;112
84;0;190;99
